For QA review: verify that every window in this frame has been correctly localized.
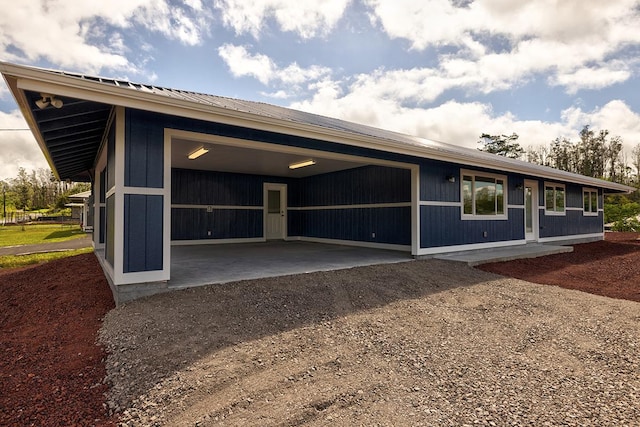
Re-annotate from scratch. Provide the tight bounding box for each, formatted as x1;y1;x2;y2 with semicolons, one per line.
462;171;507;219
544;183;565;215
583;189;598;216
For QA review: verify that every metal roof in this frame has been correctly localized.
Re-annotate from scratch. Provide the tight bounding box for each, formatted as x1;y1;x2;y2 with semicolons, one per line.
0;61;634;192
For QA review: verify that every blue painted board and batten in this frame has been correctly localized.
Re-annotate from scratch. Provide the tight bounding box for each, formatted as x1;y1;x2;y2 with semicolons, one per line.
171;165;411;245
119;107;610;270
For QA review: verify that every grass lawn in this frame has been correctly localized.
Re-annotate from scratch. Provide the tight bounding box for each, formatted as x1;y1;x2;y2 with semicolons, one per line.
0;248;93;269
0;224;87;247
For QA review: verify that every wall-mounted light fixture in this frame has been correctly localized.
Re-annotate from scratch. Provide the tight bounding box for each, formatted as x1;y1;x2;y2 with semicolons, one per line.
289;159;316;170
188;146;209;160
515;183;524;190
35;93;63;109
446;175;456;183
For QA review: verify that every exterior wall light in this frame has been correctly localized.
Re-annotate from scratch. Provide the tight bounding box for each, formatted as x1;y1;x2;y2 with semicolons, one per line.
35;93;63;109
446;175;456;183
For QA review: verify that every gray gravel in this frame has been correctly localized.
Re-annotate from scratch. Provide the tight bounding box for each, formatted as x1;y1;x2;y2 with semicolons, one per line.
99;259;640;426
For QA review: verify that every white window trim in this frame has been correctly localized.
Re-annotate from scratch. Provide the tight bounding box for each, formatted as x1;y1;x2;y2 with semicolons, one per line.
460;169;508;220
544;182;566;216
582;188;599;216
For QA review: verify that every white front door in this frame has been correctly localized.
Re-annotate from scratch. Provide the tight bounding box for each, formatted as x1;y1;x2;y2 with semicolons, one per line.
524;180;538;242
264;183;287;240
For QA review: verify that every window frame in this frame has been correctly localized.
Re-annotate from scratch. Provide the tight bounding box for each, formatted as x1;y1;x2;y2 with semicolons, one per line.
582;188;599;216
461;170;508;220
544;182;566;216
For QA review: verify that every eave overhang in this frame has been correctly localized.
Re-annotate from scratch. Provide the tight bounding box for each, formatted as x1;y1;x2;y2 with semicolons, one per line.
0;61;634;193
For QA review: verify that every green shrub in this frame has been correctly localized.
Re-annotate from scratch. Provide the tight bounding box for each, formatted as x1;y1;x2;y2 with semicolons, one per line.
611;217;640;232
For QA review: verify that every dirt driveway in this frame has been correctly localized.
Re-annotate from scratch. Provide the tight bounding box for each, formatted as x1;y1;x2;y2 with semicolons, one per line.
100;259;640;426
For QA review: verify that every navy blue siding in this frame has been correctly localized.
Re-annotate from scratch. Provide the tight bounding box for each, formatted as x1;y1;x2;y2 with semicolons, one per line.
566;183;584;208
539;211;603;238
420;160;460;202
125;108;608;250
125;109;164;188
106;195;114;267
172;208;262;240
124;194;163;273
99;206;106;244
172;168;288;205
421;206;524;248
290;165;410;207
106;122;115;190
289;207;411;245
99;169;106;203
127;108;419;166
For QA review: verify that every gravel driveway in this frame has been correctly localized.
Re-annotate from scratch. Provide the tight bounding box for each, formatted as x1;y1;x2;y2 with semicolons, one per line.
99;259;640;426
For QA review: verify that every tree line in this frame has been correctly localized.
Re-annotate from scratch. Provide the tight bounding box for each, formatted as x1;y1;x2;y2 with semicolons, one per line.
1;167;90;216
479;126;640;230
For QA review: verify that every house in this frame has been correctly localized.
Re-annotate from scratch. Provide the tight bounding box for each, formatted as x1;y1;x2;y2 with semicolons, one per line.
1;61;633;300
67;190;92;232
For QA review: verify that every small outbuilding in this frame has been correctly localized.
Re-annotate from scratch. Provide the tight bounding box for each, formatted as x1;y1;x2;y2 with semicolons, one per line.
1;62;633;300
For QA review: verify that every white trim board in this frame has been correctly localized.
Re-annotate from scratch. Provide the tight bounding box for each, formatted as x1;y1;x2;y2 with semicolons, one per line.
171;237;265;246
420;201;461;207
417;239;528;256
538;233;604;243
286;236;411;252
289;202;411;211
172;204;263;210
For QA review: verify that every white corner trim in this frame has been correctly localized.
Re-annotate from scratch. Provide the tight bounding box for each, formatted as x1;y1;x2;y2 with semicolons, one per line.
411;165;419;256
112;106;126;284
287;236;411;252
171;237;265;246
417;239;527;256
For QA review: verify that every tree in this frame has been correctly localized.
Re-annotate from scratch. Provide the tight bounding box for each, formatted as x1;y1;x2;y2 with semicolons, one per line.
12;167;33;210
478;133;524;159
632;144;640;188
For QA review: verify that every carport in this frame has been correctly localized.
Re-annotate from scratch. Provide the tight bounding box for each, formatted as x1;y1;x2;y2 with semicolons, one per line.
115;241;413;302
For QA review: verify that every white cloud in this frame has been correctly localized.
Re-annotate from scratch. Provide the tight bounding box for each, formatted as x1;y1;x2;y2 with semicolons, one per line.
0;0;211;75
218;44;275;84
561;100;640;149
550;63;632;94
291;79;640;156
0;111;47;181
217;44;331;93
214;0;351;39
364;0;640;94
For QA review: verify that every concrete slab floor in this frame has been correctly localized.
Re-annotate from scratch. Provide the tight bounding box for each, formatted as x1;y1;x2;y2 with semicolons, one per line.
168;241;413;289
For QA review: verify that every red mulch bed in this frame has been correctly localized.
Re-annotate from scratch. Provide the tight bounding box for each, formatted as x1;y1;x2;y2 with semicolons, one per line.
0;253;117;426
479;232;640;302
1;234;638;426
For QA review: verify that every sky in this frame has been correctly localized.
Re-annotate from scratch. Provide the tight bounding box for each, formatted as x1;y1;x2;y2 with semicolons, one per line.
1;0;640;181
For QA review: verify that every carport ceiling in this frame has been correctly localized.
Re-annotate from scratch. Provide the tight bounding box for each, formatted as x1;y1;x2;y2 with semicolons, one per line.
172;138;366;178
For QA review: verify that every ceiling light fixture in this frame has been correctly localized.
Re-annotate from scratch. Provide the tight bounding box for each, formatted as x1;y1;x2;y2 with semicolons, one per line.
289;159;316;170
188;146;209;160
35;93;64;109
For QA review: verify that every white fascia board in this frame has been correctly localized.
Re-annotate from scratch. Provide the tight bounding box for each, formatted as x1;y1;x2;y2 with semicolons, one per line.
3;62;634;193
